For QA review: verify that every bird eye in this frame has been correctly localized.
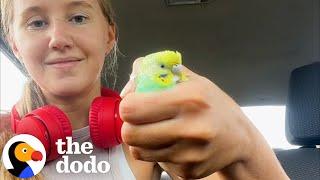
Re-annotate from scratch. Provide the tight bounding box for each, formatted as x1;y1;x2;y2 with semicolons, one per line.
22;148;27;153
160;64;165;68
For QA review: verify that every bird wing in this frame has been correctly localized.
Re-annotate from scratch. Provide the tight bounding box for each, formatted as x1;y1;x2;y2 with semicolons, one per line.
19;165;34;178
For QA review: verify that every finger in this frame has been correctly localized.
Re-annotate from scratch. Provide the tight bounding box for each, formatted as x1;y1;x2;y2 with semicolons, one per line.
119;91;180;124
130;141;208;164
121;108;212;149
159;162;213;179
120;58;143;98
178;65;204;82
121;117;184;149
119;79;210;125
130;146;173;162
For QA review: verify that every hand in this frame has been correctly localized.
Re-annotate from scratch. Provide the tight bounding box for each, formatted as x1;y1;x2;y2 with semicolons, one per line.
119;59;287;179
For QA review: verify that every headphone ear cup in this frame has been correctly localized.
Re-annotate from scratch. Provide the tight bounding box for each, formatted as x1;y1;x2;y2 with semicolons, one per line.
15;105;72;162
15;115;51;158
89;97;123;148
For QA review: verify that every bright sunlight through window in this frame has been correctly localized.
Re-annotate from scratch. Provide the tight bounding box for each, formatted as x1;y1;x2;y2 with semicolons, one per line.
1;52;26;112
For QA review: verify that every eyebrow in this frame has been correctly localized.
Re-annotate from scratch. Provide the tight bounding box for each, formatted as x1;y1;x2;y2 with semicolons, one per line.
66;1;94;10
20;6;43;18
20;1;94;19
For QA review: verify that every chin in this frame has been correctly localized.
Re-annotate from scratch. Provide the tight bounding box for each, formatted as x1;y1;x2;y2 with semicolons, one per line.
52;88;81;97
41;76;98;97
49;83;86;97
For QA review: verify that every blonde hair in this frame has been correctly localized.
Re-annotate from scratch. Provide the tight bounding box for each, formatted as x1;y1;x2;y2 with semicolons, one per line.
1;0;119;117
0;1;118;179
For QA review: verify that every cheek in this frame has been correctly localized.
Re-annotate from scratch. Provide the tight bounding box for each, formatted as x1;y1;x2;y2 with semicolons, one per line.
82;34;106;56
14;32;48;74
75;30;107;67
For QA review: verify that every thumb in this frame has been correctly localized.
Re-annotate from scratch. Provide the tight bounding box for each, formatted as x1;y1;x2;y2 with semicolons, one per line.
120;57;143;98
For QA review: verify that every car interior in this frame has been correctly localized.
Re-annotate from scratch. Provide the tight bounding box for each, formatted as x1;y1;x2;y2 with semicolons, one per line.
275;62;320;179
1;0;319;179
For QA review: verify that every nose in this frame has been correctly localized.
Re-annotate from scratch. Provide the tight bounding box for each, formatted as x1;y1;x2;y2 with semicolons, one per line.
48;20;74;51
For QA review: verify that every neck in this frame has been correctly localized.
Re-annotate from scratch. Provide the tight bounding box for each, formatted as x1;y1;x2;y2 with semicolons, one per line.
43;84;101;130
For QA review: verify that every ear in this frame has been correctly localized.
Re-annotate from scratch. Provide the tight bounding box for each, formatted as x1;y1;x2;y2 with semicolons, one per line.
105;24;116;54
6;35;22;60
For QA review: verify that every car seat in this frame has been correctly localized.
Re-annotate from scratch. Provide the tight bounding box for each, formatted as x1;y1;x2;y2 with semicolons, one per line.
275;62;320;180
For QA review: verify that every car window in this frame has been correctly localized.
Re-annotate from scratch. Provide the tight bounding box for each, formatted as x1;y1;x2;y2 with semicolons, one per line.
0;52;26;112
242;106;298;149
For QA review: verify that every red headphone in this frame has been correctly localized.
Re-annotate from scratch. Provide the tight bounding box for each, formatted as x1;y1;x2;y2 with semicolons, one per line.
10;87;123;162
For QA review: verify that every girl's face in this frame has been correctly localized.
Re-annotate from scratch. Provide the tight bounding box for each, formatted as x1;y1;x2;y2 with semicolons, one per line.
9;0;115;96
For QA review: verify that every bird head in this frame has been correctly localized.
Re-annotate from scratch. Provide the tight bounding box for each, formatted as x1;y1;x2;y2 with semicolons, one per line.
152;51;182;72
142;50;187;84
14;142;43;162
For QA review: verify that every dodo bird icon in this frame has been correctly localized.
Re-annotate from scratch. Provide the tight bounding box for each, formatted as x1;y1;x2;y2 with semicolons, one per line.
7;141;43;178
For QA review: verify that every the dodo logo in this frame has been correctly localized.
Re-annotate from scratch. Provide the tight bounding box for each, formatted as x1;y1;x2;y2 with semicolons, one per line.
1;134;46;178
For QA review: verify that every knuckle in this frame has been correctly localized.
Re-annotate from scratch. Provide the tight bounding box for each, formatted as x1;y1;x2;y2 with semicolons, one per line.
119;94;135;122
129;146;142;160
196;74;212;86
174;165;204;179
198;75;211;84
133;57;143;66
121;123;136;145
132;58;143;72
196;75;216;94
186;170;206;179
198;125;214;140
183;89;210;110
173;151;206;165
189;169;206;179
182;122;212;143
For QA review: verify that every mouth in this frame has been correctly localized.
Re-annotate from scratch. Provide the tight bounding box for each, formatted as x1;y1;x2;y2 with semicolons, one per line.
45;57;83;69
172;64;183;74
46;57;83;65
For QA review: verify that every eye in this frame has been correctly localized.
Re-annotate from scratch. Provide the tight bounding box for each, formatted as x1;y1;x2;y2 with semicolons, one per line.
22;148;27;153
160;64;165;68
70;15;88;24
27;20;48;29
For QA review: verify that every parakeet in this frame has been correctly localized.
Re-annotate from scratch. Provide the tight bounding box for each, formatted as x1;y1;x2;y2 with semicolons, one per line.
135;50;188;93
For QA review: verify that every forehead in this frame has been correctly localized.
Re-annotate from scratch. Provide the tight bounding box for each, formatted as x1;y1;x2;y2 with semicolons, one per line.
13;0;101;14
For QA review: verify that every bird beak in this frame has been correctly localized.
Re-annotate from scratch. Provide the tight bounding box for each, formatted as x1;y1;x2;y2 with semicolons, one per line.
172;64;183;75
31;151;43;161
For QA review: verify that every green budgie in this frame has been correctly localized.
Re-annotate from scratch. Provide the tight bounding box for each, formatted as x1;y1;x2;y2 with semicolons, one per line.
135;50;188;93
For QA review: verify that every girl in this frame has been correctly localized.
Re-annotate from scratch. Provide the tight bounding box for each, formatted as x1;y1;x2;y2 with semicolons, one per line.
0;0;289;179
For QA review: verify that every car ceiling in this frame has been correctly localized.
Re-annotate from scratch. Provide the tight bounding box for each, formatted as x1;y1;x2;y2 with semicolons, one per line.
1;0;318;106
